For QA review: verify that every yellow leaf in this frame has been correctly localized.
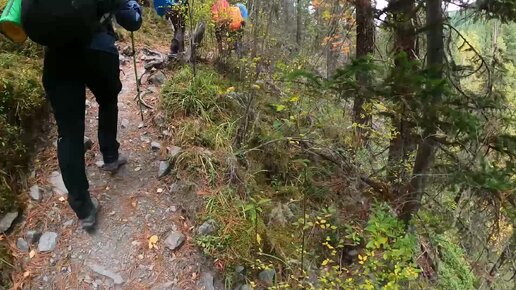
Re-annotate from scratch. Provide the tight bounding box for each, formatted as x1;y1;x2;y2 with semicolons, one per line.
289;95;300;103
321;259;329;266
226;87;235;93
29;250;36;259
275;104;286;112
251;84;261;90
256;233;262;245
148;235;159;249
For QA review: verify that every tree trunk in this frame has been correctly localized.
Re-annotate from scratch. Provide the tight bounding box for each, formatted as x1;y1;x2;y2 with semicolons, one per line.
325;0;342;78
387;0;418;191
399;0;444;224
251;0;261;59
353;0;375;143
296;0;302;48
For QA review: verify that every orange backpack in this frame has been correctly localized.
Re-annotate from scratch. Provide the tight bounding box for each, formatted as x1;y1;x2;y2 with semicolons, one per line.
211;0;230;23
228;6;243;31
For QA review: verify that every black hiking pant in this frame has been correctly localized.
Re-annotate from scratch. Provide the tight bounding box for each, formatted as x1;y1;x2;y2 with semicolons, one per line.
167;3;187;55
43;47;122;219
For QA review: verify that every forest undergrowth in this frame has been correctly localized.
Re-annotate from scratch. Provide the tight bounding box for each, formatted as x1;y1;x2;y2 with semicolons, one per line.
1;0;515;289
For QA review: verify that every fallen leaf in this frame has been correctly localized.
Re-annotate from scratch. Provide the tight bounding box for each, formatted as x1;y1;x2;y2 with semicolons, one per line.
135;167;141;172
131;198;138;208
156;188;163;193
29;250;36;259
59;196;66;202
23;271;30;278
148;235;159;249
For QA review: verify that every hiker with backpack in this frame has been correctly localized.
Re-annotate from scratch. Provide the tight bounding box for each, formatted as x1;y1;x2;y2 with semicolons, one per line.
211;0;247;56
153;0;188;56
20;0;143;231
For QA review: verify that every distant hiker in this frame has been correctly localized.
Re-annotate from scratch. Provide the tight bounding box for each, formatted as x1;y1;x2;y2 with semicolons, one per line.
154;0;188;56
211;0;247;56
21;0;143;231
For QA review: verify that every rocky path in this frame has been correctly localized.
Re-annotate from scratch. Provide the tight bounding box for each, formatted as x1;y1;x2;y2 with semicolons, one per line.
7;47;220;290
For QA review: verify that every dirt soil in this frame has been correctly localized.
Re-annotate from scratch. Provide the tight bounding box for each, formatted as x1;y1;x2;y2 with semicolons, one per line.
7;46;221;290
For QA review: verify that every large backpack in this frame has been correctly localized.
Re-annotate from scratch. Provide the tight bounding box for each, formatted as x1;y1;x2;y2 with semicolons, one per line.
21;0;118;47
154;0;185;17
228;6;243;31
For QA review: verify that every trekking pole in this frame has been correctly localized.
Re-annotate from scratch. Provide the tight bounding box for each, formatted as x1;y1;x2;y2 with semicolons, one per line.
131;31;144;122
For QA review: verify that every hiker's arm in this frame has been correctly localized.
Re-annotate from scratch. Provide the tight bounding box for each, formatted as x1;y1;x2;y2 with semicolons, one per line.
115;0;143;32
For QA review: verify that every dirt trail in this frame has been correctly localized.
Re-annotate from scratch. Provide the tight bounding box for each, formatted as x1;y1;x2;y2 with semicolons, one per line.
10;47;218;290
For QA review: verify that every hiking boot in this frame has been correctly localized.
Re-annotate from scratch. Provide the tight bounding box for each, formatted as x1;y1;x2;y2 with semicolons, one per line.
101;155;128;173
80;197;100;231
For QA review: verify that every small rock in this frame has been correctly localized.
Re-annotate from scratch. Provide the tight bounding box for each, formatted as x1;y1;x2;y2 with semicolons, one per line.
49;171;68;195
235;265;245;274
259;269;275;287
148;85;158;93
197;219;217;236
162;130;172;137
121;119;130;129
38;232;58;252
348;249;359;257
16;238;29;252
119;55;128;65
158;161;171;178
29;185;43;201
43;276;49;282
63;219;74;227
239;285;252;290
200;272;215;290
84;136;94;151
164;231;185;251
138;122;145;129
168;146;182;159
151;141;161;151
26;230;42;244
148;71;166;86
140;136;151;143
122;46;134;56
95;161;104;168
0;212;18;233
88;263;125;285
169;180;196;195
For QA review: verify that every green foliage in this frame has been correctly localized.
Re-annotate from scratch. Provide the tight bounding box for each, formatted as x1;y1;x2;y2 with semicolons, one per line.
0;39;46;289
0;242;13;289
433;234;477;290
304;203;419;290
158;3;516;287
161;65;230;120
0;52;45;216
475;0;516;23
